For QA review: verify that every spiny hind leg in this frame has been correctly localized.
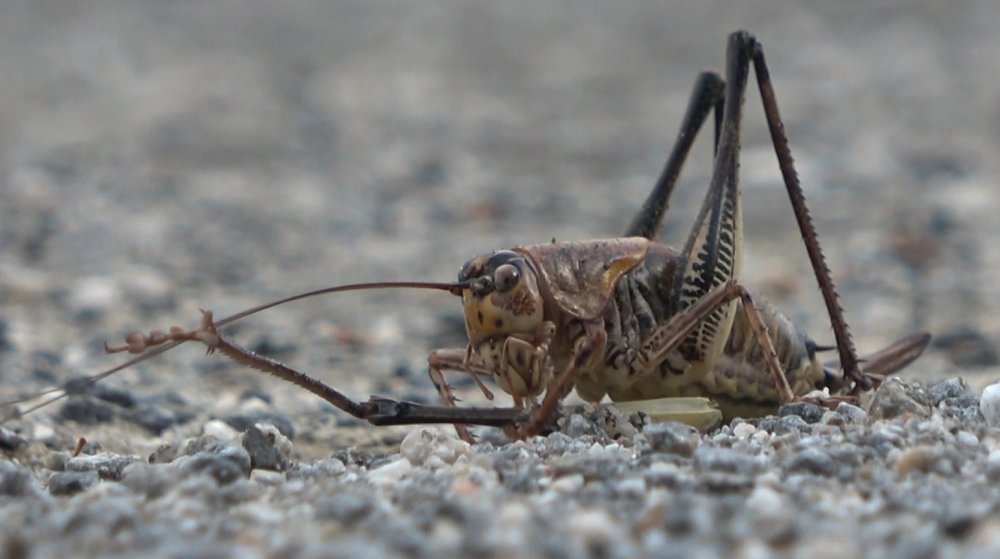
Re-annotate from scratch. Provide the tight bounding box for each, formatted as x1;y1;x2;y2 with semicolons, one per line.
633;281;796;405
742;31;868;388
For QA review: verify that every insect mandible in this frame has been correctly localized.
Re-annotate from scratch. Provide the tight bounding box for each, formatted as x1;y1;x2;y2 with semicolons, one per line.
2;31;931;442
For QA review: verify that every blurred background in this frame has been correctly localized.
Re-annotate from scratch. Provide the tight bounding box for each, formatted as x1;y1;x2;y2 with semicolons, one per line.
1;0;998;451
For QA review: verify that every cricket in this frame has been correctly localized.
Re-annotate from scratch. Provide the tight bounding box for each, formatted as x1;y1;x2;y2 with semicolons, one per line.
2;31;931;442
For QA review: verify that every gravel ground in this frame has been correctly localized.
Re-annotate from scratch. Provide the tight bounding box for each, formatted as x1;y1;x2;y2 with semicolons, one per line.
2;1;1000;557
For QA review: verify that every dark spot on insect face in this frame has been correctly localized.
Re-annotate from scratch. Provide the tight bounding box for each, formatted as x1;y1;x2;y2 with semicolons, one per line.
477;311;484;325
494;318;503;328
516;353;525;366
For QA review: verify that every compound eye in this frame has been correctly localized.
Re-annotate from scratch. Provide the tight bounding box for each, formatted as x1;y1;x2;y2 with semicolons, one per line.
493;263;520;293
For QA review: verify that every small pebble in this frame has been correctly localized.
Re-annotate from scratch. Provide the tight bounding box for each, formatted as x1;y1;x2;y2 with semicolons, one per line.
643;421;700;457
784;448;837;477
65;453;141;481
66;275;119;317
44;451;71;471
779;401;825;424
250;469;286;485
149;442;181;464
868;378;931;420
979;383;1000;427
59;396;116;424
746;484;797;542
225;411;295;440
287;459;347;480
315;487;375;523
837;402;868;423
565;509;622;551
241;424;293;471
203;419;240;441
985;451;1000;483
0;462;38;498
48;471;100;496
366;458;413;489
399;428;471;467
894;446;948;477
0;426;25;451
694;446;758;490
928;377;974;407
120;462;174;499
732;421;757;439
126;402;180;434
180;451;250;485
550;473;584;494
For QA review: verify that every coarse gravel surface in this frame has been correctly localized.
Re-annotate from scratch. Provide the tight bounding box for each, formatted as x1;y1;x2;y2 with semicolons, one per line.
2;1;1000;558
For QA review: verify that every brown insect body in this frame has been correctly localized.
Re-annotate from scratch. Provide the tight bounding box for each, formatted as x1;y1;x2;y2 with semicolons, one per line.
458;238;830;419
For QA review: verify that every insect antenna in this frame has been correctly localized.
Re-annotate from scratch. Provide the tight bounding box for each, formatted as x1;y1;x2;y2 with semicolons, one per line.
1;280;471;423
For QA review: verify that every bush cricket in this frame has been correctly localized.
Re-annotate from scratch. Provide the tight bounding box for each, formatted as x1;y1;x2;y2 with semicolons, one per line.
2;31;930;442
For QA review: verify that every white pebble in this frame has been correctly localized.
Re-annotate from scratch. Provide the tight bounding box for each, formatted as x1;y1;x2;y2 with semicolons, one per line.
366;458;412;488
746;484;786;517
550;473;584;494
202;420;239;441
956;430;980;448
67;276;120;314
400;428;471;467
566;508;622;545
250;469;286;486
733;422;757;439
980;383;1000;427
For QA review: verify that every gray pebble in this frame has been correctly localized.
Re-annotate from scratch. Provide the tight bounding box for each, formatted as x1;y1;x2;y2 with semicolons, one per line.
784;448;838;477
225;411;296;440
180;451;250;485
48;471;100;496
779;401;826;424
120;462;175;499
148;442;181;464
562;412;602;438
928;377;974;406
869;378;931;420
242;424;292;471
85;383;136;408
836;402;868;423
65;453;141;481
126;402;181;434
643;421;700;457
985;452;1000;483
695;448;756;475
315;486;376;524
778;414;811;432
0;461;39;498
178;441;253;482
286;459;347;480
939;396;984;426
59;396;116;424
0;426;25;451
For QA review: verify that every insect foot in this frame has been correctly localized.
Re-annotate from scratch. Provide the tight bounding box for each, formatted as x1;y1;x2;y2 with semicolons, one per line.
105;310;221;356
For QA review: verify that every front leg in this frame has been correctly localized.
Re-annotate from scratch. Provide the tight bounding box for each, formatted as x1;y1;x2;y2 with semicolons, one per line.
429;321;556;442
512;322;607;439
427;348;497;443
498;321;557;406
